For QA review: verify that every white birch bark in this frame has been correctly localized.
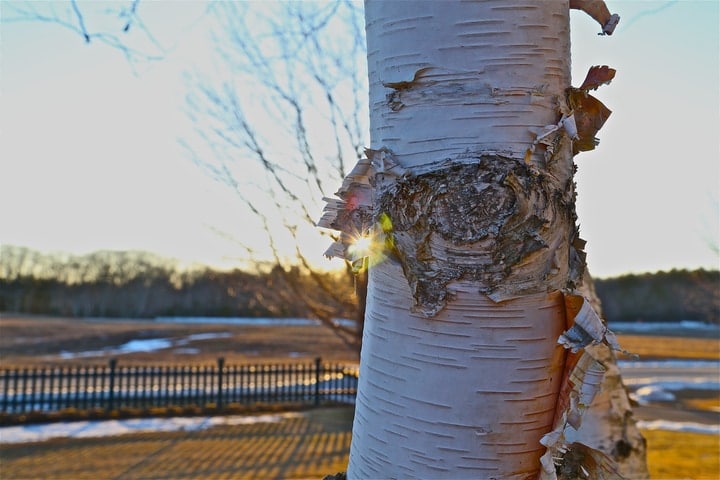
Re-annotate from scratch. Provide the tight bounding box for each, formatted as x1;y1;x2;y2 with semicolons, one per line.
320;1;647;478
350;2;574;478
353;264;567;478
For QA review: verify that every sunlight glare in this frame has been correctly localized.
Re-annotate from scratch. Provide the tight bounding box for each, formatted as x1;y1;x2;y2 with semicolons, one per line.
348;232;374;260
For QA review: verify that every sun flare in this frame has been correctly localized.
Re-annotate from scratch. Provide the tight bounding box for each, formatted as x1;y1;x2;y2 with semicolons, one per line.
349;234;374;258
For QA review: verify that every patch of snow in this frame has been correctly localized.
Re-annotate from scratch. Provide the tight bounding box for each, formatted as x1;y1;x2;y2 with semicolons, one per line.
619;360;720;393
619;360;720;369
623;378;720;389
632;386;677;404
59;349;108;359
117;338;172;353
627;378;719;392
637;420;720;435
56;332;233;359
173;348;200;354
608;321;719;333
208;414;301;426
155;317;321;326
0;412;302;444
182;332;233;342
629;379;720;407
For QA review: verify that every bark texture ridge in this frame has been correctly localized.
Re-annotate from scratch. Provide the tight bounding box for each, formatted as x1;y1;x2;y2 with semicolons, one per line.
366;1;571;173
351;264;567;478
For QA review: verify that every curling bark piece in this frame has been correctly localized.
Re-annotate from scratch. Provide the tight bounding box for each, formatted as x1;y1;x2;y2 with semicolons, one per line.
539;294;632;480
528;64;616;160
317;155;375;269
570;0;620;35
568;65;616;154
317;148;409;272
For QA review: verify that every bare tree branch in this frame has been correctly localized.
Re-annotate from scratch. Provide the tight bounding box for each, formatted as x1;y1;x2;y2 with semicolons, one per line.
184;1;368;353
69;0;90;42
1;1;203;69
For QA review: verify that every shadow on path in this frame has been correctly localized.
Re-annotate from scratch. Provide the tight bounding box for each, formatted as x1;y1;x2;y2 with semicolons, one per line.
0;407;353;480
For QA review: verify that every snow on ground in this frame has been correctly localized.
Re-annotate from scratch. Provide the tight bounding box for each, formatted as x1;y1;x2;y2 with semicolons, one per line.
629;380;720;405
9;325;717;444
155;317;356;327
618;359;720;406
636;420;719;435
608;320;719;334
0;412;302;444
57;332;233;359
1;409;716;445
155;317;320;326
619;360;720;369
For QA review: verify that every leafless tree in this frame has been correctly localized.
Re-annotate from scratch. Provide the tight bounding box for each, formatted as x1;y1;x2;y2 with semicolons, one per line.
184;1;368;354
4;1;368;353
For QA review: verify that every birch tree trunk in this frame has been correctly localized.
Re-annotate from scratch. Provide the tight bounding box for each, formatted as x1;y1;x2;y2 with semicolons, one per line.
349;4;574;477
320;1;647;478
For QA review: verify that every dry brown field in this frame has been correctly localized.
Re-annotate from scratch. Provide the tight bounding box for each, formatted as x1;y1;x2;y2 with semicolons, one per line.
616;334;720;361
0;407;354;479
0;315;358;367
1;314;718;479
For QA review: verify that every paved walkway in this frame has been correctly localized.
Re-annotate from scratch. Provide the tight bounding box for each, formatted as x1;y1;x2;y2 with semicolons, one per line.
0;407;353;480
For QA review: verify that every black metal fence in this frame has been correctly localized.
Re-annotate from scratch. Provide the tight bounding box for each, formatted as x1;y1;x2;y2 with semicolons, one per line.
0;357;358;417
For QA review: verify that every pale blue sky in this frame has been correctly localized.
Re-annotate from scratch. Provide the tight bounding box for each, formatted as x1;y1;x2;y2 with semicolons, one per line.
1;1;718;278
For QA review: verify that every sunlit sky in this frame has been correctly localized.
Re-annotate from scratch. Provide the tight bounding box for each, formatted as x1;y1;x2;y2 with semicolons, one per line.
1;1;718;278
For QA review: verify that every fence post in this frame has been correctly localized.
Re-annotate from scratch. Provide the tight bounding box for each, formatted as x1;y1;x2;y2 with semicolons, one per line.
1;369;9;413
21;368;29;413
107;358;117;412
216;357;225;410
11;369;19;413
314;357;322;406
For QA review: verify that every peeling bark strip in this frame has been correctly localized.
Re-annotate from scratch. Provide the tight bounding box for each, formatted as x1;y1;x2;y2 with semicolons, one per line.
570;0;620;35
540;294;631;480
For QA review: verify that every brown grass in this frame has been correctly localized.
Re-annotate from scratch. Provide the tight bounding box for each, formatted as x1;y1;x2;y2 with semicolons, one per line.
3;315;718;366
644;429;720;480
1;314;719;479
0;315;358;367
0;407;354;480
684;397;720;412
616;334;720;361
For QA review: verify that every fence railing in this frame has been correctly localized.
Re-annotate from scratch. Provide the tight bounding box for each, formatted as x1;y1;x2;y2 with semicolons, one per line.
0;357;358;418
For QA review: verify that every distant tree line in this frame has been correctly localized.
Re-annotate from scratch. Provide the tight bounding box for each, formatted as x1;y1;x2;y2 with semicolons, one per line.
594;269;719;324
0;246;355;319
0;246;717;324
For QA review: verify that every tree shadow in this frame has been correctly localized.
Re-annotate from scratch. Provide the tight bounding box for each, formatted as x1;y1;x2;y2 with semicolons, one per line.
0;407;354;480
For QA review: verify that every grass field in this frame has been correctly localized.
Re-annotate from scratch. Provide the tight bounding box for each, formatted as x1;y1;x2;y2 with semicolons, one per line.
0;315;358;366
616;334;720;361
644;429;720;480
1;314;718;479
0;408;354;480
2;407;717;480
